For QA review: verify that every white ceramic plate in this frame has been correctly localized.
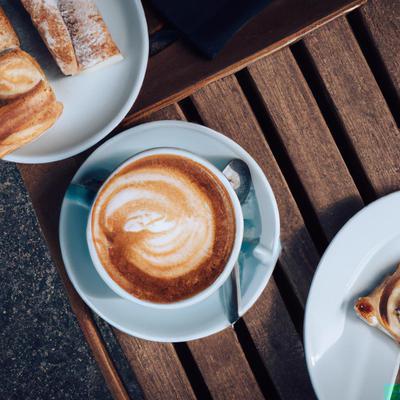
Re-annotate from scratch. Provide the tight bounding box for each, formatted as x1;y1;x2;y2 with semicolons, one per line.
305;192;400;400
59;121;281;342
3;0;148;163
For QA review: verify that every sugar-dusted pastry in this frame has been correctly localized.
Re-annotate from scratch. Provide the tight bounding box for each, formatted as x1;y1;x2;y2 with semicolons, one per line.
0;48;45;100
22;0;123;75
355;264;400;342
20;0;79;75
59;0;123;71
0;7;20;52
0;80;63;158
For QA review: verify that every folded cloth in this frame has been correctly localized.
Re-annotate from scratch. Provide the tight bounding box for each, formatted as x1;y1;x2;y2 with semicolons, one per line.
149;0;271;58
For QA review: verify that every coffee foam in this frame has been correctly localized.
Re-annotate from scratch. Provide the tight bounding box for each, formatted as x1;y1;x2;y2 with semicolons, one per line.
91;154;236;303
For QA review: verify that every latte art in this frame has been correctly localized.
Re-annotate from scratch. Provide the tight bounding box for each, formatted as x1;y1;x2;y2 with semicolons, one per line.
99;172;214;277
91;154;236;303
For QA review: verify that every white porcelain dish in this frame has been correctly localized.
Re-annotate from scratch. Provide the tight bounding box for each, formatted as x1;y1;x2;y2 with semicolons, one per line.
59;121;281;342
305;192;400;400
3;0;148;163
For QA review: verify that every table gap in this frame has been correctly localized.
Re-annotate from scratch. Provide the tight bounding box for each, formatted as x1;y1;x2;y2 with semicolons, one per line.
233;320;281;400
173;343;213;400
272;262;304;337
347;11;400;129
234;68;329;255
178;98;204;125
92;314;145;400
290;41;376;205
149;27;179;57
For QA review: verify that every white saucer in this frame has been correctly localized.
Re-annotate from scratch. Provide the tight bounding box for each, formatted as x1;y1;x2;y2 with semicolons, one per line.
305;192;400;400
59;121;281;342
4;0;148;163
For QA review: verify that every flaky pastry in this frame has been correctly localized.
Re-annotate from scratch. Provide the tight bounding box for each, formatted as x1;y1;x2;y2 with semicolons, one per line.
355;264;400;342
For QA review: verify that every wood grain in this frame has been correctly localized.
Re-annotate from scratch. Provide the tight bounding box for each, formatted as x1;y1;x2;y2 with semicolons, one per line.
247;47;363;241
191;75;316;399
115;332;195;400
188;332;263;400
304;17;400;197
191;75;319;309
120;0;365;127
359;0;400;99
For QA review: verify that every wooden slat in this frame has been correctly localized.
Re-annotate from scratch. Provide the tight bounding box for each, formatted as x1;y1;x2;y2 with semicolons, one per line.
303;17;400;197
121;0;365;126
139;105;264;400
247;47;363;241
115;332;195;400
188;332;263;400
359;0;400;98
191;75;319;309
191;75;317;399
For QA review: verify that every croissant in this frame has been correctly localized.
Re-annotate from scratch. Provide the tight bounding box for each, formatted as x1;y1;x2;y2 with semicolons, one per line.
355;264;400;342
0;8;63;158
0;80;63;158
0;7;20;52
0;48;45;100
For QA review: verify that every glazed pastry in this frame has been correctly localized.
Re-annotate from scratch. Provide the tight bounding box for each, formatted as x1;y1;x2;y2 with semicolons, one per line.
0;48;45;100
0;7;20;52
21;0;122;75
355;264;400;342
59;0;123;71
0;80;63;158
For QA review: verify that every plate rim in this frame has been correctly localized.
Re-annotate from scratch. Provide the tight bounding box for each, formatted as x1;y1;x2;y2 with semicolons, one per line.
4;0;149;164
304;191;400;399
59;120;281;342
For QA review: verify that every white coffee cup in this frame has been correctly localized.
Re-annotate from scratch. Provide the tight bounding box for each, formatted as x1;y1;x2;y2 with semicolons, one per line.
70;147;244;309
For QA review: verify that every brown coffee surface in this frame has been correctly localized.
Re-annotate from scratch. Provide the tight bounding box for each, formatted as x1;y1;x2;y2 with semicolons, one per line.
91;154;236;303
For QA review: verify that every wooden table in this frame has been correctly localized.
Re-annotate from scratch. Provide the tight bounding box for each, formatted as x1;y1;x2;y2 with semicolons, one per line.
14;0;400;398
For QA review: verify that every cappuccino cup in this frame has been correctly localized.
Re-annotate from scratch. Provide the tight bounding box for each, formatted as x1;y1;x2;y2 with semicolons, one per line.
68;148;244;309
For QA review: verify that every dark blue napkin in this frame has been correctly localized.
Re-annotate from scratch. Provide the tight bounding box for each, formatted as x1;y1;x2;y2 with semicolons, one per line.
149;0;272;58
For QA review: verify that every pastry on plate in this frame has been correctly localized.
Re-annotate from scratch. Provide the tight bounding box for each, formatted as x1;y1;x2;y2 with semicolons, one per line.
0;7;20;52
19;0;79;75
0;48;45;100
21;0;123;75
0;80;63;158
0;8;63;158
355;264;400;342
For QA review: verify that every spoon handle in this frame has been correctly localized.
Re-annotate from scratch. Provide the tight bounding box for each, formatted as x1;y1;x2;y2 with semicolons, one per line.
228;261;241;325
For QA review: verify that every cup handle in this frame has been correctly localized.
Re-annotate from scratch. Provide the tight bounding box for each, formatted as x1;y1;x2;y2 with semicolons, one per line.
65;169;110;209
66;184;97;209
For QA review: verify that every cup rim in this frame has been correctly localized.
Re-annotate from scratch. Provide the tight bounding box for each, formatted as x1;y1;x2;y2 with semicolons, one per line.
86;147;244;309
